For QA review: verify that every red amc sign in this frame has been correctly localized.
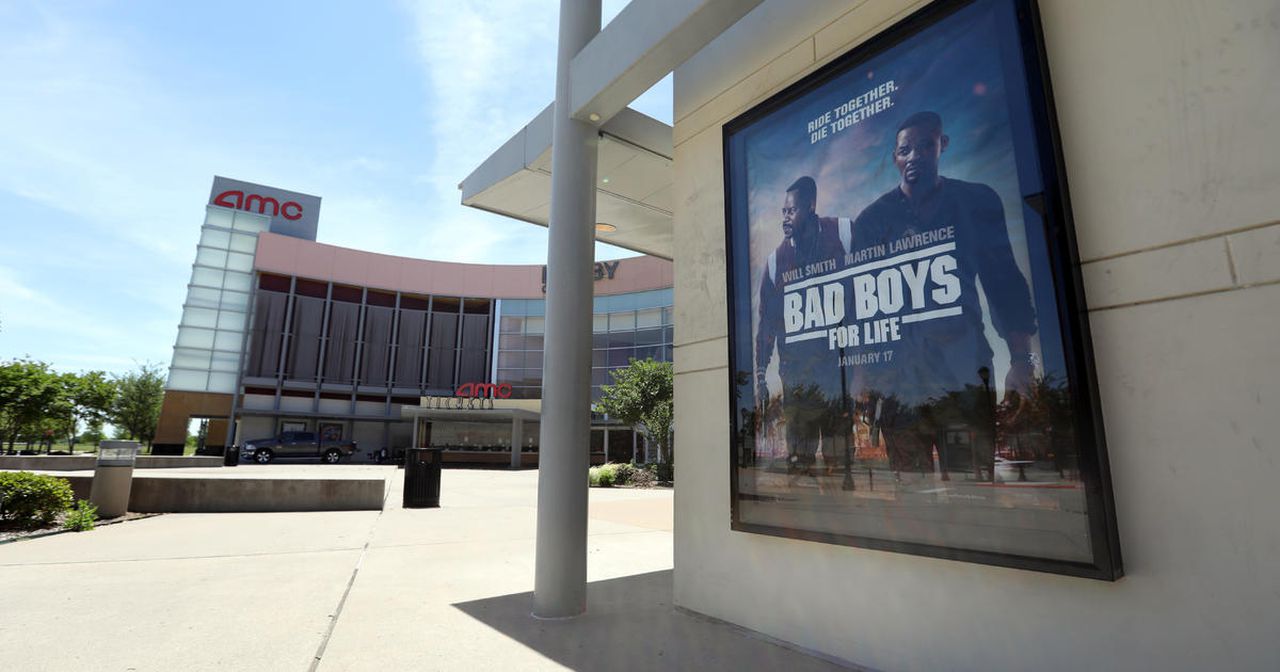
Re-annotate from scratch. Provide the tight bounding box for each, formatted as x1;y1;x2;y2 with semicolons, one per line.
213;190;304;221
455;382;513;399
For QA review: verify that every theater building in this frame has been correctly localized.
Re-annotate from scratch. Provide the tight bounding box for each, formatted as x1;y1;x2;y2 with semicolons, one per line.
153;177;674;464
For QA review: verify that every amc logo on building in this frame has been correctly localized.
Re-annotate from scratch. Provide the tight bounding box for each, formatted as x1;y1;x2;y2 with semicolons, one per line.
455;382;513;399
213;190;305;221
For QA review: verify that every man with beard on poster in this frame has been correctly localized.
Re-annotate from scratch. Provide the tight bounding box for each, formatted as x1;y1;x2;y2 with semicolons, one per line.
755;176;853;483
849;111;1037;482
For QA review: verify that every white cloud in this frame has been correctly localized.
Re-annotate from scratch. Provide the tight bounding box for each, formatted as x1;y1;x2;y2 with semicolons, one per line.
394;0;657;265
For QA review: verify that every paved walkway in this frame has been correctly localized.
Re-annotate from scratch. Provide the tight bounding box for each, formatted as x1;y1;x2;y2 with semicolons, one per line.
0;468;846;671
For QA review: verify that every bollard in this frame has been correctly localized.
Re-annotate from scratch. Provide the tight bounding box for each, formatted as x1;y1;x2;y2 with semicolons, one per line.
90;441;139;518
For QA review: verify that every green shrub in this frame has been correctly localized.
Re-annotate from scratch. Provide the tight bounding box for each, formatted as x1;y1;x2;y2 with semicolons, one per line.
628;468;656;488
0;471;75;528
62;500;98;532
589;464;618;487
612;462;635;485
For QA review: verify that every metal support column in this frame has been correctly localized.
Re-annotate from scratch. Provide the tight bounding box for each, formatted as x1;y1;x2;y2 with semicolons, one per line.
534;0;600;620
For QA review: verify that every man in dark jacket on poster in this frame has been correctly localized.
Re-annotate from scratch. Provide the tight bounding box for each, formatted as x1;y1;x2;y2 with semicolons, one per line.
849;111;1038;480
754;176;853;479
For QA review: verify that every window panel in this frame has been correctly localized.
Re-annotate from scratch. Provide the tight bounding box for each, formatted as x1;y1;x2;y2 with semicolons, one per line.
214;329;242;351
524;335;544;351
637;308;662;328
210;350;240;372
609;311;636;331
220;290;250;312
458;349;487;384
500;316;524;333
199;228;231;249
231;211;268;232
430;313;458;349
172;348;211;369
223;270;252;292
635;328;663;346
205;207;234;230
498;352;524;369
524;316;545;335
217;310;246;330
592;349;606;367
167;369;209;391
499;334;524;350
186;286;221;309
361;306;393;386
607;331;635;349
325;302;360;384
228;232;258;253
226;251;254;272
593;314;608;333
608;348;635;367
176;326;216;349
394;310;426;388
208;371;238;393
181;306;219;329
195;246;228;268
191;267;225;289
248;291;288;377
287;296;324;380
426;348;456;390
636;345;663;362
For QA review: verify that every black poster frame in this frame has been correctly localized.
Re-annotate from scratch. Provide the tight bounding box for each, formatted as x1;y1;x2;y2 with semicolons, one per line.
722;0;1122;580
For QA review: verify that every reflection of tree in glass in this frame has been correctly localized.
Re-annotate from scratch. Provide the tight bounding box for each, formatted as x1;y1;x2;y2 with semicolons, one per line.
999;373;1077;479
735;369;787;467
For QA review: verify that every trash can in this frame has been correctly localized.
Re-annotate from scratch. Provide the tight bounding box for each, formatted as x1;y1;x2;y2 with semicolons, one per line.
223;444;239;467
90;441;139;518
402;447;443;508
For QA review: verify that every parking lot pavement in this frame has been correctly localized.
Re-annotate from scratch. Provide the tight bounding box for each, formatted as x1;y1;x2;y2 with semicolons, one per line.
0;468;844;672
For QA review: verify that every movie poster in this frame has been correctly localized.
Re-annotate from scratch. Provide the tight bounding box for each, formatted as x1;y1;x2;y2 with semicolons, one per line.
724;0;1121;577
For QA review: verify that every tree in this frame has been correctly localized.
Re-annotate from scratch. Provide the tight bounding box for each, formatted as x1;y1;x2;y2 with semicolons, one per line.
58;371;117;452
596;358;674;467
0;358;60;453
111;363;165;449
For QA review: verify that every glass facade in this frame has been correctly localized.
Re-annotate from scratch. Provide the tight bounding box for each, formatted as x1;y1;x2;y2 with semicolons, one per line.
166;206;270;393
497;289;674;401
245;280;494;395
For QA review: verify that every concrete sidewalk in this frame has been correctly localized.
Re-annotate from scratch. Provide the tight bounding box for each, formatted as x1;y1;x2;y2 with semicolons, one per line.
0;468;846;671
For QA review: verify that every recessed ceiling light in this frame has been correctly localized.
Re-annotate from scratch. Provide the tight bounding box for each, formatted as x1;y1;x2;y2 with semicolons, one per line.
588;113;601;122
601;177;610;184
594;223;617;233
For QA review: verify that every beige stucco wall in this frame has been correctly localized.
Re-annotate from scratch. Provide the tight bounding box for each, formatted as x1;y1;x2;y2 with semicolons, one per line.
670;1;1280;670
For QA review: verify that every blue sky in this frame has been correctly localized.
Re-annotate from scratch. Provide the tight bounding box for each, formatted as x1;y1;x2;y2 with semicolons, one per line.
0;0;672;376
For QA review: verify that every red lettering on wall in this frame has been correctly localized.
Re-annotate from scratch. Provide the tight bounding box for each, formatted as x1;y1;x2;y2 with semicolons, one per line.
281;201;303;220
454;382;512;399
243;194;281;216
212;190;304;221
213;190;243;209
